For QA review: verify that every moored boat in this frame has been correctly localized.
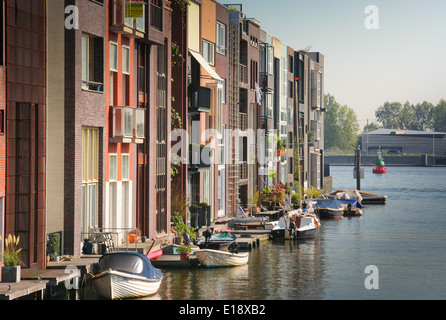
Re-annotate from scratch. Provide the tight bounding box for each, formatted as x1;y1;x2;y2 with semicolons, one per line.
93;252;163;300
329;188;387;205
270;206;320;240
195;248;249;267
196;230;237;251
314;199;345;219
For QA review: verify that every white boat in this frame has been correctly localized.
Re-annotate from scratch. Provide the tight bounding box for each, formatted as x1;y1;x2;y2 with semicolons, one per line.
93;252;163;300
270;206;320;240
195;249;249;267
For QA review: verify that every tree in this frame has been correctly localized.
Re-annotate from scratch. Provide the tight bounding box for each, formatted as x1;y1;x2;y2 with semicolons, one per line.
433;99;446;132
324;94;360;151
375;101;403;129
363;121;381;133
375;100;436;131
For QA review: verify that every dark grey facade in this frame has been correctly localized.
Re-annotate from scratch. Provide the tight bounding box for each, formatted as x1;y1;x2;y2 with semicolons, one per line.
361;129;446;156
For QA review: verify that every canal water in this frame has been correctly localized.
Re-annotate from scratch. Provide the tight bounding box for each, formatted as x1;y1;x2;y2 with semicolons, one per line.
81;166;446;300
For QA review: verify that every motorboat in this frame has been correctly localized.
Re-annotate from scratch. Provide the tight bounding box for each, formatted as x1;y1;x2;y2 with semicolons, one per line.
196;230;238;251
270;207;320;240
314;199;345;219
329;188;387;205
93;252;163;300
336;199;364;217
195;242;249;267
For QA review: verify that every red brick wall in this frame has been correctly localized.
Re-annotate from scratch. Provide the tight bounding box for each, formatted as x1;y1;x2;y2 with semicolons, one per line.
5;0;46;270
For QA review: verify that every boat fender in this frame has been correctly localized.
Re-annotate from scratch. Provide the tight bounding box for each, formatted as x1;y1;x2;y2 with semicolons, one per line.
313;217;319;230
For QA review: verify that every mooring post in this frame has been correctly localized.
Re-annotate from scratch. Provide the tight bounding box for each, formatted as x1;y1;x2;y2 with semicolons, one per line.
356;146;361;190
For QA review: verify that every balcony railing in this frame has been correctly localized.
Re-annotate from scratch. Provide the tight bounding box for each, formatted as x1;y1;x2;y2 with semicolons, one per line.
82;80;103;92
110;0;145;38
111;106;146;143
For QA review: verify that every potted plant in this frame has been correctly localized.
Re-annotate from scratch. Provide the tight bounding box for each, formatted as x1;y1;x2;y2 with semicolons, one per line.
189;204;199;228
276;136;286;156
199;202;209;227
250;191;260;213
1;234;23;283
177;244;192;260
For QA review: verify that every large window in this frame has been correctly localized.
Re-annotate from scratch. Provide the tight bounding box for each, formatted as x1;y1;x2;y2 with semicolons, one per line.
110;42;118;105
122;154;130;229
216;22;226;55
122;46;130;105
202;39;215;66
81;128;99;234
82;34;104;92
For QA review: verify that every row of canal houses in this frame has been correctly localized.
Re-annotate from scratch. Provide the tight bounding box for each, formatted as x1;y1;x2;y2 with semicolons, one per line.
0;0;325;271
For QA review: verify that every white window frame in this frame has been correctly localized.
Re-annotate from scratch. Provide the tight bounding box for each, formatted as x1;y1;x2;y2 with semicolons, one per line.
110;41;118;72
202;39;215;66
122;45;130;75
109;154;118;181
122;154;130;181
216;22;226;55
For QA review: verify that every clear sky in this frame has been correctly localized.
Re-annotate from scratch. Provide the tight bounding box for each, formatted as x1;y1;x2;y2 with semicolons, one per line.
224;0;446;129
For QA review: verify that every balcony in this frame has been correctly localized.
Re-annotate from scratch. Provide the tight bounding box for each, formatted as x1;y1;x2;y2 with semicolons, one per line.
189;86;211;114
259;72;274;92
111;106;146;144
110;0;145;38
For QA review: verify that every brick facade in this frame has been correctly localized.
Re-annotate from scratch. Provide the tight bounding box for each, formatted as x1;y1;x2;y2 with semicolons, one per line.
64;0;107;256
5;0;46;269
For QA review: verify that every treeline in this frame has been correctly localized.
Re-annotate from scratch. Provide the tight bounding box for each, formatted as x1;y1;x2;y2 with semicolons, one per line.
375;99;446;132
324;94;446;153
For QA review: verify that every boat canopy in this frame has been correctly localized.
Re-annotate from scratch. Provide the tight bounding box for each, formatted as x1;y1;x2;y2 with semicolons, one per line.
97;252;163;279
209;232;237;242
333;198;363;208
314;199;362;210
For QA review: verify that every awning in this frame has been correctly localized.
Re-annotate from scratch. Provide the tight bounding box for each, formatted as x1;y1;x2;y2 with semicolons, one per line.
189;50;223;81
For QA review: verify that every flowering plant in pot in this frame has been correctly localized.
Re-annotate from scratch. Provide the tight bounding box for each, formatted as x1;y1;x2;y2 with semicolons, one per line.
1;234;23;283
177;244;192;260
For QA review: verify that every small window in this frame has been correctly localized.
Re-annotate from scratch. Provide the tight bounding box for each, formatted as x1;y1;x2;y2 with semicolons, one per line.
109;154;117;181
122;46;130;75
122;154;130;180
216;22;226;55
110;42;118;72
202;40;215;65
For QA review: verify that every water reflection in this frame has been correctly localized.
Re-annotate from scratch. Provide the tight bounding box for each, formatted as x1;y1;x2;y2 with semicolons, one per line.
153;238;325;300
